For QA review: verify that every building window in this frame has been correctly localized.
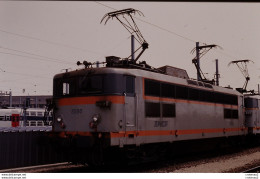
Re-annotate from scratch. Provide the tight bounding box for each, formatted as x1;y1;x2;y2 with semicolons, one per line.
37;112;43;116
5;116;10;121
30;112;36;116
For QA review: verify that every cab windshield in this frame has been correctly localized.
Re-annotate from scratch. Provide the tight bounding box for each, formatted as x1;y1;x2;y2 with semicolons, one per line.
53;73;134;97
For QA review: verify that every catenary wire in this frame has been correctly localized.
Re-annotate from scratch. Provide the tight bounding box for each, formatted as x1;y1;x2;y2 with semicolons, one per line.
3;70;52;79
0;51;74;65
94;1;251;63
95;1;197;43
0;28;106;56
0;46;74;64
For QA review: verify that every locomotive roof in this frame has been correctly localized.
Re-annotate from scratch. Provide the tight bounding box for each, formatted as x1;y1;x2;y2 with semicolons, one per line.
54;67;242;96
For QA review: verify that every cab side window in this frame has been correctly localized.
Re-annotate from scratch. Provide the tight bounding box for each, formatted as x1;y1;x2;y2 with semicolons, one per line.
124;75;135;96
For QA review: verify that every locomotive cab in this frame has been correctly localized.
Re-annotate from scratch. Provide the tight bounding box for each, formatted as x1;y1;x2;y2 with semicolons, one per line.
52;68;137;161
244;97;260;135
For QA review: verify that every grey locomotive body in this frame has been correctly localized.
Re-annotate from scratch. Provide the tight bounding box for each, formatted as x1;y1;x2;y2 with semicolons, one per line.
50;65;258;165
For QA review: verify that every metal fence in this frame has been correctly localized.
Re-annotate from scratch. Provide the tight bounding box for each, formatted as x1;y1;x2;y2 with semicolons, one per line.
0;131;67;170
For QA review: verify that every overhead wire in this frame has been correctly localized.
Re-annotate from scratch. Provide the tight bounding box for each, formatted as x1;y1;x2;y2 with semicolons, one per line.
134;17;196;44
0;45;75;94
95;1;196;43
0;28;106;56
0;46;74;65
0;76;42;83
0;3;106;95
94;1;249;63
0;51;74;65
95;1;117;10
214;49;239;61
3;70;52;79
0;2;248;67
0;71;52;94
1;2;255;94
0;49;64;93
0;83;52;95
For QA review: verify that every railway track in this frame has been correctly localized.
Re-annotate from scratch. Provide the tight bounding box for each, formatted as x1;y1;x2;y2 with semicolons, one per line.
0;162;72;173
242;166;260;173
1;146;259;173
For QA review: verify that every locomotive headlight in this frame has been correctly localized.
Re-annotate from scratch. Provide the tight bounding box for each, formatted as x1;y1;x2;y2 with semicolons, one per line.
89;114;101;129
56;116;62;123
92;114;101;123
93;116;98;122
56;115;66;129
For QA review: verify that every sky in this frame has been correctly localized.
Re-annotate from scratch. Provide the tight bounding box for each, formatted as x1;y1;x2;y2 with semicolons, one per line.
0;1;260;96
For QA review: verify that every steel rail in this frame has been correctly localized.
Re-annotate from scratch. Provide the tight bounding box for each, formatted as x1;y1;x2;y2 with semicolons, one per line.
242;166;260;173
0;162;69;173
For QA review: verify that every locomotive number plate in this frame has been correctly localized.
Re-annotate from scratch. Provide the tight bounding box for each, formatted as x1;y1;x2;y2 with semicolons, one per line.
71;108;83;114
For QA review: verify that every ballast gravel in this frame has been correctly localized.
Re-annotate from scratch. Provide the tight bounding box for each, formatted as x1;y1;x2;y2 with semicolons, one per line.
146;146;260;173
5;147;260;173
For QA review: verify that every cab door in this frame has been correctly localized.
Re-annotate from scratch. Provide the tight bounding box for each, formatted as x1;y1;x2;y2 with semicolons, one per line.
124;75;136;144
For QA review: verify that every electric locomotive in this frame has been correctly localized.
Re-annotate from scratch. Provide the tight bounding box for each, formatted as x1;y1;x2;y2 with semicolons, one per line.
50;57;252;165
49;8;260;165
